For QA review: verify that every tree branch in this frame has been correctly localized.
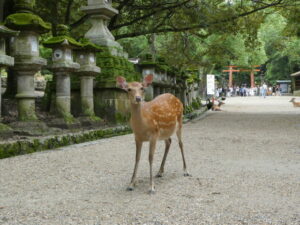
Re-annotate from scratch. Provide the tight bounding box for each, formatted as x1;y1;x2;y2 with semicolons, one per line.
110;0;192;30
65;0;74;24
115;0;285;40
109;0;134;28
69;14;89;29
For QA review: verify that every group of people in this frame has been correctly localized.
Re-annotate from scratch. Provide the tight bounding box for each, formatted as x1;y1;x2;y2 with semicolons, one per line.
215;84;282;98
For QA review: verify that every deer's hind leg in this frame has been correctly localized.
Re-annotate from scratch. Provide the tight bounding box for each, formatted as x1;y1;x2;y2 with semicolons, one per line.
149;137;157;194
156;138;172;178
176;118;190;177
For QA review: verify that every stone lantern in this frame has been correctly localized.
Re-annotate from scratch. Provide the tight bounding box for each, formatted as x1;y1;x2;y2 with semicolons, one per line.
74;39;102;123
43;25;80;126
81;0;126;56
0;25;19;137
5;0;51;121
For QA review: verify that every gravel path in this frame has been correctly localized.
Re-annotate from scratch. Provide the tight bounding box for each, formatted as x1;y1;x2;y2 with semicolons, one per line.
0;96;300;225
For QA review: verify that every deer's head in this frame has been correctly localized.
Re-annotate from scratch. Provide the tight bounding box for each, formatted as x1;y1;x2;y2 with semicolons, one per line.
116;74;153;104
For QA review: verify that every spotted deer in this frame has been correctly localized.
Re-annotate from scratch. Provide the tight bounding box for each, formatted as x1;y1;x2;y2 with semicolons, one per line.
289;98;300;107
116;74;190;194
212;98;225;111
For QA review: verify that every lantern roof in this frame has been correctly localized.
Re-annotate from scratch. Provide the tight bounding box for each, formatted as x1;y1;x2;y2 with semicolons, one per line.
77;38;103;52
43;25;82;49
0;24;19;37
4;13;51;34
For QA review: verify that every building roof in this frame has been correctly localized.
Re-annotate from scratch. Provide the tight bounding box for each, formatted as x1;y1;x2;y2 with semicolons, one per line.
276;80;291;83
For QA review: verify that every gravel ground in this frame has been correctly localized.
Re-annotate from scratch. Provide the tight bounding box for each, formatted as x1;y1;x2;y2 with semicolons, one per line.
0;96;300;225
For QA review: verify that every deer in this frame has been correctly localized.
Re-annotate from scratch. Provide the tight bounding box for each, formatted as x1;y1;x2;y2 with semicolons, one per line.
116;74;190;194
289;98;300;107
211;97;225;111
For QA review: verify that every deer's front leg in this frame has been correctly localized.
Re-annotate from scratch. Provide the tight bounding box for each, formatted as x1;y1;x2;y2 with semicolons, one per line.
149;137;157;194
127;139;143;191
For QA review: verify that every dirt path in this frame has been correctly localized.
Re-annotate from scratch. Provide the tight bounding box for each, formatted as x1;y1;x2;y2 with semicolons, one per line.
0;96;299;225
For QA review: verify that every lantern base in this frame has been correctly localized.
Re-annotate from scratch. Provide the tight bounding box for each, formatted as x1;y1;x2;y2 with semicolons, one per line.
0;123;13;139
9;121;53;136
47;117;81;130
78;116;104;127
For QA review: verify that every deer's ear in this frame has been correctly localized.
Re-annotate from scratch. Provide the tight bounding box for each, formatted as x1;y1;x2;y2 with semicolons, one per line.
143;74;153;87
116;76;128;90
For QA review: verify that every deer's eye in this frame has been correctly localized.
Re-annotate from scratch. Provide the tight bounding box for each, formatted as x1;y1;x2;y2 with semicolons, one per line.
140;87;144;91
128;88;132;92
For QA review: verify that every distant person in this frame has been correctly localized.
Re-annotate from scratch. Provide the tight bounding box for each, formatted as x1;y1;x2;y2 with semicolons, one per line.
236;86;240;96
218;87;222;97
261;83;267;98
242;86;247;97
215;88;219;97
276;85;281;96
272;86;276;96
268;86;272;96
240;87;244;96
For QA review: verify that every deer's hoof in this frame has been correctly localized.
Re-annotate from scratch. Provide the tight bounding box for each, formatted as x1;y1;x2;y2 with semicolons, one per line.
148;189;156;195
184;172;192;177
155;172;163;178
126;186;134;191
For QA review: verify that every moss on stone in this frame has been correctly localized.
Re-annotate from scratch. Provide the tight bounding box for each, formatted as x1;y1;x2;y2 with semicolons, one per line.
0;126;132;159
14;0;35;12
43;36;83;48
94;49;139;88
78;38;103;51
115;112;130;125
81;99;94;117
62;112;76;124
0;123;12;132
18;102;38;121
5;13;51;33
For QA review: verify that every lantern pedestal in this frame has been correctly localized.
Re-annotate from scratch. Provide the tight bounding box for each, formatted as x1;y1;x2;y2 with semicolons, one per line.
74;45;103;126
46;71;81;129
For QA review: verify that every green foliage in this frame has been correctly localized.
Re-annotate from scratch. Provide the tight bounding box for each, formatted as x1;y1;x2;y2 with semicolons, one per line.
259;13;300;84
184;105;194;115
191;97;202;110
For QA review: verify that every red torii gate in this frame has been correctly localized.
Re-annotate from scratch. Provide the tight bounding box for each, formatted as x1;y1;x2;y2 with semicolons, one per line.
239;65;261;88
222;66;239;88
223;65;261;88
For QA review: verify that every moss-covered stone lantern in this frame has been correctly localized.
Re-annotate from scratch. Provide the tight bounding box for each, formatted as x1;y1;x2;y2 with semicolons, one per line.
43;25;80;125
82;0;118;47
74;38;102;122
0;25;19;137
4;0;51;121
81;0;127;57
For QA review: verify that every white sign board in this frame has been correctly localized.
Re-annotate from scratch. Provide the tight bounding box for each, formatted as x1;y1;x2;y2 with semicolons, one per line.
207;74;215;95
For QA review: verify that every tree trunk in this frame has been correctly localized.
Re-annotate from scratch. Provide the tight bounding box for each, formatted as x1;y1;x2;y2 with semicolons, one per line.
148;34;157;61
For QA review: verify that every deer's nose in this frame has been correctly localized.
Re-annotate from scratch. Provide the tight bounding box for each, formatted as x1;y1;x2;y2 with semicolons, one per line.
135;96;142;102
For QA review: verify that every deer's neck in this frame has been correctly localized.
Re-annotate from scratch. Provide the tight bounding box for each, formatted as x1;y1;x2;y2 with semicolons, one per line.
130;103;146;127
